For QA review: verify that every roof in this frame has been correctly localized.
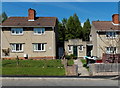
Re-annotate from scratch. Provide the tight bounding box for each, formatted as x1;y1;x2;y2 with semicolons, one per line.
2;17;57;27
92;21;120;31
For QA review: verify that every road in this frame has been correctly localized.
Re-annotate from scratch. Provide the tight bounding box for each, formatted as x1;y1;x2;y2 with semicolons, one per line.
2;77;119;86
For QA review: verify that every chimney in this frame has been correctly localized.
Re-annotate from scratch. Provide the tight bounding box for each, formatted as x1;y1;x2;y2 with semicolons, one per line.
112;14;119;24
28;8;36;21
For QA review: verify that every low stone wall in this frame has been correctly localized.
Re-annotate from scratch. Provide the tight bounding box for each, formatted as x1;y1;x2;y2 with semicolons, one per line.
89;63;119;76
62;59;78;76
66;65;78;76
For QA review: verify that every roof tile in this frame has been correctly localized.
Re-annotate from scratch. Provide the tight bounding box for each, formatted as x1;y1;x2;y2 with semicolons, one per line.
2;17;57;27
92;21;120;31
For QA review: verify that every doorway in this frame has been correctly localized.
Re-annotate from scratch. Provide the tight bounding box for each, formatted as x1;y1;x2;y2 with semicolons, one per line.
73;46;78;57
86;45;93;56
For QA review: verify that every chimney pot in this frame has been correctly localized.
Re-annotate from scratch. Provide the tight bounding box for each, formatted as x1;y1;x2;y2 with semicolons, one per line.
28;8;36;21
112;14;119;24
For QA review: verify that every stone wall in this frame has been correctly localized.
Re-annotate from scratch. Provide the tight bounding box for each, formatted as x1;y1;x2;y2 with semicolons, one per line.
89;63;119;76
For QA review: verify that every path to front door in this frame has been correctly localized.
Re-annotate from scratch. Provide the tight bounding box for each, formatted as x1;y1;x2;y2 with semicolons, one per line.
74;58;89;76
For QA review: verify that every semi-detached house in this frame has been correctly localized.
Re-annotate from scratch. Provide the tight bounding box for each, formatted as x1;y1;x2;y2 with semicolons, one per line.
2;8;58;59
90;14;120;62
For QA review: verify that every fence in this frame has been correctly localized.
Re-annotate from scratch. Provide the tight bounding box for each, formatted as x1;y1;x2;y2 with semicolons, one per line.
89;63;119;76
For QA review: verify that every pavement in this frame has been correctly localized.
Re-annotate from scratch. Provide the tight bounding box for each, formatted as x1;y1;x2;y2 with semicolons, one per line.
2;77;119;86
74;58;89;76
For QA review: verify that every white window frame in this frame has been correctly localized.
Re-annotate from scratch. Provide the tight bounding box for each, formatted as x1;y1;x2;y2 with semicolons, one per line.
68;45;72;52
33;28;45;35
106;32;117;38
106;47;116;54
11;43;23;52
79;45;83;51
33;43;46;52
11;28;23;35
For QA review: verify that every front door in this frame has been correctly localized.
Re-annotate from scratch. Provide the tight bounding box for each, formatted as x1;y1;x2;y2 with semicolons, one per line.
73;46;77;57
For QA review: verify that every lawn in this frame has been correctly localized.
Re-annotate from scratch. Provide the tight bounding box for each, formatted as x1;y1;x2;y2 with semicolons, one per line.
2;59;65;76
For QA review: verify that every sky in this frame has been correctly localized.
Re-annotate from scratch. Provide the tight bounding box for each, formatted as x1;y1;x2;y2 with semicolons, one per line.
1;2;119;24
1;0;120;2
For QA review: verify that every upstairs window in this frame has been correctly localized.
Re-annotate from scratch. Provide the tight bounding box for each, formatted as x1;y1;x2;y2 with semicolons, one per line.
106;47;116;54
34;28;45;35
106;32;116;38
11;28;23;35
33;43;45;51
11;43;23;52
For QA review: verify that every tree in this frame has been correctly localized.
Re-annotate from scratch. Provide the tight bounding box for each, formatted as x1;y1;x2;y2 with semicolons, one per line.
66;16;75;40
0;12;8;23
82;19;91;41
65;13;83;40
58;18;67;42
58;13;91;42
73;13;83;38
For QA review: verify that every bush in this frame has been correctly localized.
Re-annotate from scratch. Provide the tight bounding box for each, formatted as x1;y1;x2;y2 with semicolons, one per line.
65;54;77;60
65;55;71;60
70;54;77;59
67;59;74;66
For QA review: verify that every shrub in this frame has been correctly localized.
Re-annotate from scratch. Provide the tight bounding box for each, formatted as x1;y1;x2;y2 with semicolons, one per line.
70;54;77;59
65;55;71;60
67;59;74;66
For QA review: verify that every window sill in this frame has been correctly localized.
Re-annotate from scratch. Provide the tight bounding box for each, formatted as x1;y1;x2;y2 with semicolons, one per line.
68;50;72;53
33;50;46;52
11;51;24;53
106;37;117;39
11;34;24;36
33;33;45;35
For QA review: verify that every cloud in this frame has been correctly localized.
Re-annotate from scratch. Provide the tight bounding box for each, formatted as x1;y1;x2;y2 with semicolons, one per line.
2;0;120;2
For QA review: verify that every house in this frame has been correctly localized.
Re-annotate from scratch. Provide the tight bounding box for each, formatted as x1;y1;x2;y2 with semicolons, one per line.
2;8;58;59
90;14;120;62
64;39;87;58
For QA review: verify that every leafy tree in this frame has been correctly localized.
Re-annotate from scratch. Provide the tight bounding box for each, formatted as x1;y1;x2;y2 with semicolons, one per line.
66;16;75;40
73;13;83;38
58;18;67;42
0;12;8;23
58;13;91;42
65;14;83;40
82;19;91;41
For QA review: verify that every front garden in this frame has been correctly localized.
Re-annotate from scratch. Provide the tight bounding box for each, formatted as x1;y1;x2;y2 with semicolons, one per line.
2;59;65;76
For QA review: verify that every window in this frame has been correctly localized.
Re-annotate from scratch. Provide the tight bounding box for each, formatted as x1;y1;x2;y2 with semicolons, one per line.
11;28;23;35
68;45;72;51
106;32;116;38
11;44;23;52
33;43;45;51
79;45;83;51
106;47;116;54
34;28;45;35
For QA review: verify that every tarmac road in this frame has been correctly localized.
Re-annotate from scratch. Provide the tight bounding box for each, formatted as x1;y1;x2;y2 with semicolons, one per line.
2;77;119;86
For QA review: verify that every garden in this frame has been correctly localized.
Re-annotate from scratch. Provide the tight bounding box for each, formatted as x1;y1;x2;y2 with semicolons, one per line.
2;59;65;76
